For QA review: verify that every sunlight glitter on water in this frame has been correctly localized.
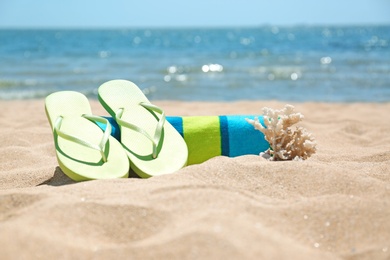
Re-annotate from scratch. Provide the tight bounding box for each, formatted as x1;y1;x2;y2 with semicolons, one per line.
202;64;224;73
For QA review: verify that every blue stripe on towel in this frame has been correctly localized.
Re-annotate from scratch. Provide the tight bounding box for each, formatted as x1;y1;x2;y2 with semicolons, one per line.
166;116;183;137
101;116;120;140
219;116;230;156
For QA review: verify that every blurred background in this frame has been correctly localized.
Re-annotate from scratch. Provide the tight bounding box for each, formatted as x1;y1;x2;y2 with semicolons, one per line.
0;0;389;101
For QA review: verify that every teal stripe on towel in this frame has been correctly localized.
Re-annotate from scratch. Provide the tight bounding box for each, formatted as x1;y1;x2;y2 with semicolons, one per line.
226;115;268;157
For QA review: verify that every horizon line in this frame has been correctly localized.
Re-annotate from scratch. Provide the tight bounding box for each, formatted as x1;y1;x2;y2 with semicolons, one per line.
0;22;389;30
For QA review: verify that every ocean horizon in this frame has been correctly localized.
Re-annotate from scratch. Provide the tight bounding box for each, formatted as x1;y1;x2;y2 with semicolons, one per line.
0;25;389;102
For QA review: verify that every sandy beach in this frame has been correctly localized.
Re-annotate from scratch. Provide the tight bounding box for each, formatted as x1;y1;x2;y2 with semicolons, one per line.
1;99;389;260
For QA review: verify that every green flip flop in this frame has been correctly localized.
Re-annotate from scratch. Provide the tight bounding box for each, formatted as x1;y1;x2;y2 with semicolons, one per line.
45;91;129;181
98;79;188;178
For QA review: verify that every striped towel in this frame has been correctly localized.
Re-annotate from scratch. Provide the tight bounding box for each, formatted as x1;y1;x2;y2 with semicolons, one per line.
99;115;269;165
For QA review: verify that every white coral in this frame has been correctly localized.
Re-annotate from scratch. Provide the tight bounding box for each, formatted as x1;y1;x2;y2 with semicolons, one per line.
246;104;316;161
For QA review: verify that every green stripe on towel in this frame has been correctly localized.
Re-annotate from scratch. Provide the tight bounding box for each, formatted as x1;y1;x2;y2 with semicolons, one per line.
182;116;221;165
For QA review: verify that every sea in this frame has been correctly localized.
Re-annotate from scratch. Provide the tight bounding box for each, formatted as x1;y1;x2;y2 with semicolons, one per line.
0;26;389;102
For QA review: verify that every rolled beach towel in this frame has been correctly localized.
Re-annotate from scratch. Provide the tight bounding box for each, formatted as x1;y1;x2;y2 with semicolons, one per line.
98;115;269;165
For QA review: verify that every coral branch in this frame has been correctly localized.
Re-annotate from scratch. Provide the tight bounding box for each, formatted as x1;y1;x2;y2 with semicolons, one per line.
246;104;317;161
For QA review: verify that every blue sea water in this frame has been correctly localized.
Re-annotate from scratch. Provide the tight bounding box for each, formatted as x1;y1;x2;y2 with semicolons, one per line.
0;26;389;102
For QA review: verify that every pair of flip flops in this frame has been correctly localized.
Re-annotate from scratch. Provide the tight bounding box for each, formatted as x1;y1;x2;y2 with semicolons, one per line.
45;80;188;181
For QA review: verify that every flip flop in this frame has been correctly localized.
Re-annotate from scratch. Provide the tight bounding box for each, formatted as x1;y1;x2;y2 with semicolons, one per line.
98;79;188;178
45;91;129;181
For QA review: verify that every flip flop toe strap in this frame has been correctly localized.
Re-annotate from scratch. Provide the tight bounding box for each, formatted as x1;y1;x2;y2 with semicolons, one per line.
54;115;111;162
115;102;165;159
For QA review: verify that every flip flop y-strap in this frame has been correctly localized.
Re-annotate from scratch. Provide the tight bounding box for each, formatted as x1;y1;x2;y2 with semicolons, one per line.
54;114;111;162
115;102;165;159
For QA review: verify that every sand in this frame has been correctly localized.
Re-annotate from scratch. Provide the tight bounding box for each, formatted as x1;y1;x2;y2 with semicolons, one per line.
1;100;390;260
